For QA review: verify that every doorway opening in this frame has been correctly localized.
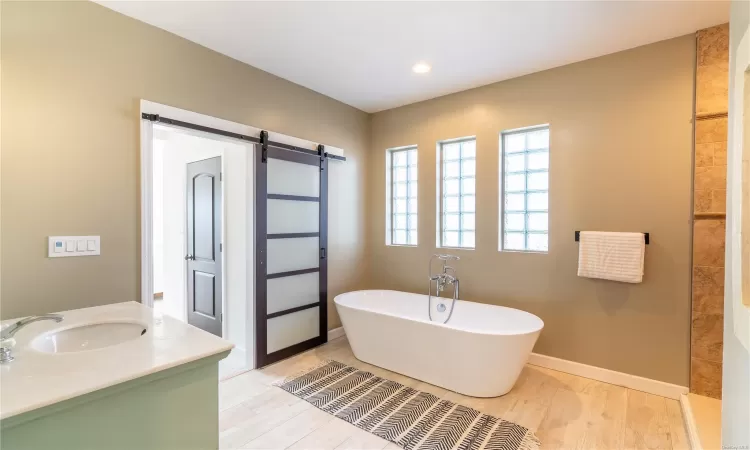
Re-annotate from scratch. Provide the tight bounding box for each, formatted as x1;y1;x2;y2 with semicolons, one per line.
140;99;347;377
151;124;251;377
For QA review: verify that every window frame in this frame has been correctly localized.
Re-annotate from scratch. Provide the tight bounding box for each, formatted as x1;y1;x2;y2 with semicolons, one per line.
386;146;418;246
437;137;477;249
499;125;550;253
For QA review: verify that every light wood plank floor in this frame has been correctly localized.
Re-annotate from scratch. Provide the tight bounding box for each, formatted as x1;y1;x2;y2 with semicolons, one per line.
219;337;688;450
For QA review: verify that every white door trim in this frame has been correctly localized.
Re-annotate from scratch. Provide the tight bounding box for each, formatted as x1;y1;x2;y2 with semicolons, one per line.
140;118;155;310
728;25;750;352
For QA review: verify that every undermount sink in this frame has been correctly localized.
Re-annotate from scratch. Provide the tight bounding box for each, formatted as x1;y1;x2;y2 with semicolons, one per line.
31;321;147;354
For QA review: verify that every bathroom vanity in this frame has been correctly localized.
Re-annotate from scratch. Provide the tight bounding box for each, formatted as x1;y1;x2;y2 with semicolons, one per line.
0;301;232;450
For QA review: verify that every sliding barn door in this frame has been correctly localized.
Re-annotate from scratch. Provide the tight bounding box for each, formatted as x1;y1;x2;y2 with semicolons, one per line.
255;144;328;367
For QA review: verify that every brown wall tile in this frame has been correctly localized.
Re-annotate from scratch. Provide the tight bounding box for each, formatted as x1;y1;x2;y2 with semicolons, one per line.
691;312;724;362
691;22;727;401
695;143;714;167
690;357;723;398
693;265;725;289
696;62;729;115
695;166;727;191
693;290;725;318
712;189;727;212
692;219;726;267
693;266;725;314
693;286;725;316
695;190;712;213
696;117;728;144
697;23;729;67
714;141;727;165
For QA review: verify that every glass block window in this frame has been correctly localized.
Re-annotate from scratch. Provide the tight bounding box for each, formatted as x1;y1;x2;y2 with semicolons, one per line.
501;126;549;252
388;147;418;246
439;139;476;248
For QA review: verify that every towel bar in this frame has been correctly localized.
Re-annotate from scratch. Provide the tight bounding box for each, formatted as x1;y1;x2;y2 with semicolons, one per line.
575;231;649;245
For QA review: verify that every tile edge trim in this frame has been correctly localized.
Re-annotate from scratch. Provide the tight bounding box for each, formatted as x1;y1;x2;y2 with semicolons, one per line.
680;394;702;450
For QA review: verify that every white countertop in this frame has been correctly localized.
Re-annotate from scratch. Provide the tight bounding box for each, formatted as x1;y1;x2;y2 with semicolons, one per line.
0;302;233;420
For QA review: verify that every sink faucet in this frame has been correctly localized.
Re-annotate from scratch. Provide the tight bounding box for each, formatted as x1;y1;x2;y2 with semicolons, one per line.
0;314;63;363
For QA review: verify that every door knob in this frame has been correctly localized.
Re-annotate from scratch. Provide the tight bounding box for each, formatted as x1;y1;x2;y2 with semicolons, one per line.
185;254;195;261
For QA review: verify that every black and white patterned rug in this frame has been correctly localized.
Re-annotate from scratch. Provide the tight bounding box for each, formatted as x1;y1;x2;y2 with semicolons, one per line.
274;360;540;450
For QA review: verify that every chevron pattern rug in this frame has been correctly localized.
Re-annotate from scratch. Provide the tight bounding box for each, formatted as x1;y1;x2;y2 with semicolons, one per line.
274;360;540;450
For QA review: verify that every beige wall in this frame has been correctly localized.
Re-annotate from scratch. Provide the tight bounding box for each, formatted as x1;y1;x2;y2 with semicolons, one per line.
0;1;370;327
369;36;696;385
0;1;705;386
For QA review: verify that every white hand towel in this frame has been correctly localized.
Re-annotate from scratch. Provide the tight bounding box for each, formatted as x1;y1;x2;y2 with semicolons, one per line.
577;231;645;283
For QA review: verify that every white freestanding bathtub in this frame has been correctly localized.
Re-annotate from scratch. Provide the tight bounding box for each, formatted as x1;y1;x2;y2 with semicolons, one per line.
334;290;544;397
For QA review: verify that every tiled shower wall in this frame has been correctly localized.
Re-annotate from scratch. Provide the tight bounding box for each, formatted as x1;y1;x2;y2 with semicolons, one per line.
691;23;729;399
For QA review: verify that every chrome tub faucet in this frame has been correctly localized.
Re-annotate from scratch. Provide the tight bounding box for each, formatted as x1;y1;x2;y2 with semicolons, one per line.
428;254;460;323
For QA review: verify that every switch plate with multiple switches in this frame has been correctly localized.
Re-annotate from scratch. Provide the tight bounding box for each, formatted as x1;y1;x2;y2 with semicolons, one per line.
48;236;100;258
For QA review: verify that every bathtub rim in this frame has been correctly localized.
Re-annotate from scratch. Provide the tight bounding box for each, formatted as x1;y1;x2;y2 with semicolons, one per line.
334;289;544;337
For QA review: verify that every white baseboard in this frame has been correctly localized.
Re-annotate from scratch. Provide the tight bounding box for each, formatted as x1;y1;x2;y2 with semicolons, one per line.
325;327;686;400
527;353;689;399
680;394;701;450
328;326;345;341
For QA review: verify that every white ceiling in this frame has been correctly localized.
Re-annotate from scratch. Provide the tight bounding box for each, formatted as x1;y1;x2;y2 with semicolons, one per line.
98;1;729;113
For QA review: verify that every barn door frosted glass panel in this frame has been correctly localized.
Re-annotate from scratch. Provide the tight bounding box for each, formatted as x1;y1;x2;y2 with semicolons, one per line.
267;272;320;315
257;145;327;367
267;200;319;234
266;194;320;347
268;158;320;197
267;237;319;274
267;307;320;354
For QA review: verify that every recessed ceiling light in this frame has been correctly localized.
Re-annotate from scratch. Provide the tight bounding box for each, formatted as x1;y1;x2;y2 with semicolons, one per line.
412;62;431;74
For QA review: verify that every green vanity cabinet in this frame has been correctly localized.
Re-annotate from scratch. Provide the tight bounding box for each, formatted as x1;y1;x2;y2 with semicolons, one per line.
1;352;229;450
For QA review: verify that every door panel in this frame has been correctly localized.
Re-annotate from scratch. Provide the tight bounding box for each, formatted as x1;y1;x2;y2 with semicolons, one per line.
268;158;320;196
193;175;216;261
267;272;319;315
193;271;216;317
267;237;320;274
186;157;222;337
256;144;327;367
267;199;319;234
266;306;320;354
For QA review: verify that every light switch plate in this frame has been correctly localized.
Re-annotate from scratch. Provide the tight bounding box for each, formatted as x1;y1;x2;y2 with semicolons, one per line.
48;236;100;258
